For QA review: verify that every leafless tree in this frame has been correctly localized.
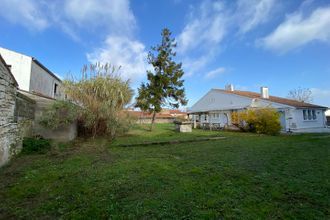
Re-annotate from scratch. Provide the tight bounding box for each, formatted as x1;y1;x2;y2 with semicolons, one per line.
287;87;313;103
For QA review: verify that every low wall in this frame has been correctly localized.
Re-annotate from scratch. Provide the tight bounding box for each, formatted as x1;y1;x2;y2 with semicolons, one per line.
137;118;175;124
20;91;77;141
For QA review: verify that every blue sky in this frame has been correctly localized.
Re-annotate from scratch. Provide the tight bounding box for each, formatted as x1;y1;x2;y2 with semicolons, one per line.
0;0;330;107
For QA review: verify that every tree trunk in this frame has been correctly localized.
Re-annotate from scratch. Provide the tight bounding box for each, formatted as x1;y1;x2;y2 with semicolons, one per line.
150;111;156;131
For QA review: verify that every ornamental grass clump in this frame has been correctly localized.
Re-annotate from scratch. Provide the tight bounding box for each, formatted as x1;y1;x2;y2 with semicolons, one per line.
41;63;134;139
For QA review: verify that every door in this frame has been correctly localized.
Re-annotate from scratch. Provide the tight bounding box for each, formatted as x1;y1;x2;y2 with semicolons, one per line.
219;113;228;127
279;111;286;131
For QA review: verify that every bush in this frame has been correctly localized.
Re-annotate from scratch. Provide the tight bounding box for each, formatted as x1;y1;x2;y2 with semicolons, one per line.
39;63;134;140
22;137;51;154
232;108;281;135
39;100;78;129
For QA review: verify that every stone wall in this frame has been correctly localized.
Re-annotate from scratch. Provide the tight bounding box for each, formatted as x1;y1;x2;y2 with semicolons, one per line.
20;91;77;141
0;124;21;166
15;92;36;138
136;117;175;124
0;55;21;166
15;92;35;121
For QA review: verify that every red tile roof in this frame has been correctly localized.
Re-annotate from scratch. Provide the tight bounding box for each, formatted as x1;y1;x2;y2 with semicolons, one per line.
215;89;327;109
126;110;187;119
126;111;173;118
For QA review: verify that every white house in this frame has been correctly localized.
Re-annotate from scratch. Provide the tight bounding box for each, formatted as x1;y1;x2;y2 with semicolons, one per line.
188;85;329;133
0;47;62;99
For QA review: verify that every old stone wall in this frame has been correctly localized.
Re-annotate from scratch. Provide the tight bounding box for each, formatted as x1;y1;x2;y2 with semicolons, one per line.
15;92;35;121
15;92;36;138
0;55;20;166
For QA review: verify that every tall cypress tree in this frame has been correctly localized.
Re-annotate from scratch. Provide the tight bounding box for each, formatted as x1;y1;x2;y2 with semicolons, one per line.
135;28;188;130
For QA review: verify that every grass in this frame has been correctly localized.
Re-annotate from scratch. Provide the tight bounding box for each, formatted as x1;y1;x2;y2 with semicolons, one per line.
0;123;329;219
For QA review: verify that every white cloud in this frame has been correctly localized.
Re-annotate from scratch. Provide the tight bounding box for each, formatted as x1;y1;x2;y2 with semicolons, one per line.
204;67;226;79
176;0;277;76
311;88;330;107
62;0;136;35
181;50;218;77
87;36;148;81
0;0;48;31
176;0;229;76
177;0;227;54
259;6;330;53
236;0;276;33
78;0;148;82
0;0;148;81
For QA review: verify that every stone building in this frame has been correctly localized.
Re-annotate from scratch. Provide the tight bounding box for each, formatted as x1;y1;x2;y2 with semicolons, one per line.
0;54;20;166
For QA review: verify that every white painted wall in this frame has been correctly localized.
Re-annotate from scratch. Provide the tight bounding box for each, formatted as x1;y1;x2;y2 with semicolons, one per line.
0;47;63;99
189;89;253;113
0;47;32;91
290;109;327;131
30;61;62;98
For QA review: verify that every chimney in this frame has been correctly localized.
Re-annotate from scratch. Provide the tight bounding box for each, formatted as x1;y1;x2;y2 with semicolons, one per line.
260;86;269;99
225;84;234;91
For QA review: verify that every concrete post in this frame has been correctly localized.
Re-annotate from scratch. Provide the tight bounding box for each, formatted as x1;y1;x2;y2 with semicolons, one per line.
193;114;197;129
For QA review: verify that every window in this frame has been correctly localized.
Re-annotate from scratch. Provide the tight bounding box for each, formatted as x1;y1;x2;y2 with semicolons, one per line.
312;110;316;120
303;110;307;120
308;110;312;120
54;83;58;95
303;109;317;121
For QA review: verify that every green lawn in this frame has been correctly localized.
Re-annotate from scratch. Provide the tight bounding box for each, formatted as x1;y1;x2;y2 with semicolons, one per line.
1;124;329;219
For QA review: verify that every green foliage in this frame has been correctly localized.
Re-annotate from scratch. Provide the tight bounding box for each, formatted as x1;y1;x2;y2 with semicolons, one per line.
63;63;134;139
135;28;187;130
39;100;78;129
1;124;329;219
22;137;51;154
233;108;281;135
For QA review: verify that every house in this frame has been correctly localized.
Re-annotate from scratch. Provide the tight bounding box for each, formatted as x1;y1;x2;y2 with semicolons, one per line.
0;47;63;99
188;85;329;133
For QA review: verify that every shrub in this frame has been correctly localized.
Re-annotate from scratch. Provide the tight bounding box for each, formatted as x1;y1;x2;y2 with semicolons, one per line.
233;108;281;135
39;100;78;129
22;137;51;154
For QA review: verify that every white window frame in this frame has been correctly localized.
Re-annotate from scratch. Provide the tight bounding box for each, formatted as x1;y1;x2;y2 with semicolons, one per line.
303;109;317;121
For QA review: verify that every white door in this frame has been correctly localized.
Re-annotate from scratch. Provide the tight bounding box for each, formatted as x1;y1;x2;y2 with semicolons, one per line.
279;111;286;131
219;113;228;127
